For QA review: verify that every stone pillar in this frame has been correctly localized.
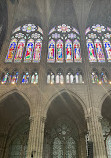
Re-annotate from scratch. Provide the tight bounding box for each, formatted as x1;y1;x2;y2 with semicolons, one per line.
27;113;46;158
86;107;107;158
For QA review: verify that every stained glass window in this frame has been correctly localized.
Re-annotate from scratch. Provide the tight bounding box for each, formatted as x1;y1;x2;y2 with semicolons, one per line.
48;24;81;63
10;138;22;157
6;24;43;63
24;39;34;62
66;72;73;84
56;39;63;63
14;39;25;63
33;39;42;62
47;39;55;62
65;39;73;63
103;39;111;62
1;72;10;84
91;72;99;83
47;72;55;84
11;72;18;84
73;40;82;62
50;119;78;158
106;135;111;158
31;72;38;84
85;24;111;63
94;39;105;62
56;72;64;84
66;137;76;158
87;39;97;62
5;39;17;62
100;72;108;83
74;72;83;83
22;72;30;84
53;138;63;158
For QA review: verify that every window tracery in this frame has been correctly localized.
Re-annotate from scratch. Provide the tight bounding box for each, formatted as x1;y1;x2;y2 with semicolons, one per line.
22;72;30;84
56;70;64;84
91;70;99;83
48;24;82;63
86;24;111;62
44;118;78;158
47;71;55;84
100;71;108;83
5;24;43;63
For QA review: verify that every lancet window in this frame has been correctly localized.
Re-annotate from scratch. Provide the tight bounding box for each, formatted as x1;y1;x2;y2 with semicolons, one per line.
47;71;55;84
56;69;64;84
91;70;99;83
5;24;43;63
48;24;82;63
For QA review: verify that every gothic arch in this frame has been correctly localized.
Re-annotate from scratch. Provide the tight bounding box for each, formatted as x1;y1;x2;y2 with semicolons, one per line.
0;88;31;111
44;89;88;120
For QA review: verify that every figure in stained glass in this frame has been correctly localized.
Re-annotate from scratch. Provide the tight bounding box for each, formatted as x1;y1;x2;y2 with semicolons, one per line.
14;39;25;62
22;72;30;84
11;72;18;84
94;39;105;62
91;72;99;83
24;39;34;62
33;39;42;62
87;39;97;62
47;40;55;62
56;40;63;63
100;72;108;83
73;40;82;62
65;40;73;62
103;39;111;62
5;39;17;62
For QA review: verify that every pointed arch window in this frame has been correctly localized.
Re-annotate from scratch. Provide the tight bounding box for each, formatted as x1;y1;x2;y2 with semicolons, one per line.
24;39;34;62
48;24;82;63
11;71;19;84
103;39;111;62
66;71;73;84
47;71;55;84
87;39;97;62
85;24;111;62
74;71;83;83
100;71;108;83
94;39;105;62
5;24;43;63
56;70;64;84
91;71;99;83
47;39;55;62
1;72;10;84
14;39;25;63
31;72;38;84
56;39;63;63
22;72;30;84
65;39;73;62
5;39;17;62
73;39;82;62
53;137;63;158
33;39;42;63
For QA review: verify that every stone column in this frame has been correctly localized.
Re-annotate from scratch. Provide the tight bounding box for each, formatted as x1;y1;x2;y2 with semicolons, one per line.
86;107;107;158
27;112;46;158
